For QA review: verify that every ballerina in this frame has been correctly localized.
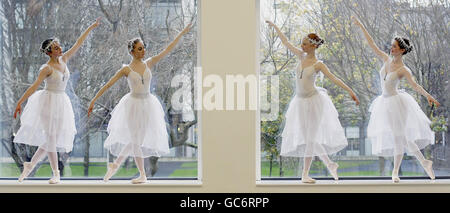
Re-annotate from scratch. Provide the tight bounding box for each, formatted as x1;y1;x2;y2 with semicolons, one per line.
266;20;359;183
14;18;101;184
352;16;440;183
88;23;192;184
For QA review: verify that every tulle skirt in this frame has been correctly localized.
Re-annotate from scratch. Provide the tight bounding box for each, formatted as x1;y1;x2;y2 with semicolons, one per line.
104;93;170;158
13;90;77;153
368;91;434;156
281;88;348;157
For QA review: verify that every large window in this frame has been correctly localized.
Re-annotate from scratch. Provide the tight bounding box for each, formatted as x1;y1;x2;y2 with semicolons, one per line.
0;0;199;180
259;0;449;179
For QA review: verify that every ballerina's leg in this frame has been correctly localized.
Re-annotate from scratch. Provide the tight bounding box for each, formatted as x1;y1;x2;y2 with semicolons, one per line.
103;143;132;181
131;145;147;184
47;152;60;184
315;144;339;180
30;147;48;167
19;147;47;182
406;140;435;180
301;143;316;183
392;137;404;183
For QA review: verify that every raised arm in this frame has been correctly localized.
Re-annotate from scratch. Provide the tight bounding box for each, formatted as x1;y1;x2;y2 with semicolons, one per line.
265;20;303;56
351;16;389;62
316;62;360;105
62;18;101;63
401;68;440;107
146;23;192;68
14;66;51;118
88;66;128;117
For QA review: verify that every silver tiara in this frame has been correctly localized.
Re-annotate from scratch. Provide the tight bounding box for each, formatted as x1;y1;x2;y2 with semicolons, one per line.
40;38;59;53
308;37;322;46
393;37;412;50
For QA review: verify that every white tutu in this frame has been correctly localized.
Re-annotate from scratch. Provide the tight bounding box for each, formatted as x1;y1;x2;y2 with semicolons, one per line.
281;88;348;157
104;93;170;158
14;90;77;153
368;91;434;156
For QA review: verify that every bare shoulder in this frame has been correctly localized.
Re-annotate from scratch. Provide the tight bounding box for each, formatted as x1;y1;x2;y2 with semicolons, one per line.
39;64;52;76
398;66;412;77
118;64;131;77
145;57;155;68
380;54;390;63
314;60;327;71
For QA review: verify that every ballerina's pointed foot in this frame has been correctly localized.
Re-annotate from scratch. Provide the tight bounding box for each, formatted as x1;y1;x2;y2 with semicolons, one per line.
131;175;147;184
423;160;435;180
392;175;400;183
18;162;33;182
328;162;339;181
103;163;119;182
48;170;60;184
301;176;316;184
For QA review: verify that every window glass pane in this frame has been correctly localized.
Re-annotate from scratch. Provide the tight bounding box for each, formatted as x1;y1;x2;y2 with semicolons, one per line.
260;0;449;179
0;0;199;179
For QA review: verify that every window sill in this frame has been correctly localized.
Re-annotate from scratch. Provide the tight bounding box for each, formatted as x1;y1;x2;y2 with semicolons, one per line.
256;179;450;186
0;179;202;187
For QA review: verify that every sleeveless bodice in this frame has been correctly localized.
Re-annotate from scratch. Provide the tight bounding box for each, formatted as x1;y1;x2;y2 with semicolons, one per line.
380;59;403;97
44;58;70;92
126;64;152;98
295;60;321;98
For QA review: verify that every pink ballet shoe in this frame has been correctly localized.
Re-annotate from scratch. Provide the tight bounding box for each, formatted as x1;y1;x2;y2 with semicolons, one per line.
392;175;400;183
423;160;435;180
48;170;60;184
391;169;400;183
131;175;147;184
301;176;316;184
103;163;119;182
18;162;33;182
327;162;339;181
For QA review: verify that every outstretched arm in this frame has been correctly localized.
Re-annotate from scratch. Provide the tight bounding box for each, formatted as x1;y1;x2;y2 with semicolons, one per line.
146;23;192;68
402;68;440;107
317;62;360;105
88;66;128;117
265;20;303;56
352;16;389;62
62;18;101;63
14;66;51;118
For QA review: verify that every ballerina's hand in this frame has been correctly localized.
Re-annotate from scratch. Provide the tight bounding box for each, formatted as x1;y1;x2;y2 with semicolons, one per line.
87;103;94;117
92;17;101;28
351;92;360;106
13;104;21;119
427;96;440;108
265;20;275;27
184;23;193;33
351;16;362;27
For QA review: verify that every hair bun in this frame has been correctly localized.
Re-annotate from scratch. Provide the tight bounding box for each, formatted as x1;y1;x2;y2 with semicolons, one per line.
318;39;324;46
127;38;146;53
407;43;413;52
307;33;324;48
394;36;413;55
40;38;57;54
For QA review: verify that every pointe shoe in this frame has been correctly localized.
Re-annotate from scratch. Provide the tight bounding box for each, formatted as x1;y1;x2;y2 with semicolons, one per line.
18;162;33;182
48;170;60;184
301;176;316;184
327;162;339;181
103;163;119;182
131;175;147;184
392;175;400;183
423;160;435;180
